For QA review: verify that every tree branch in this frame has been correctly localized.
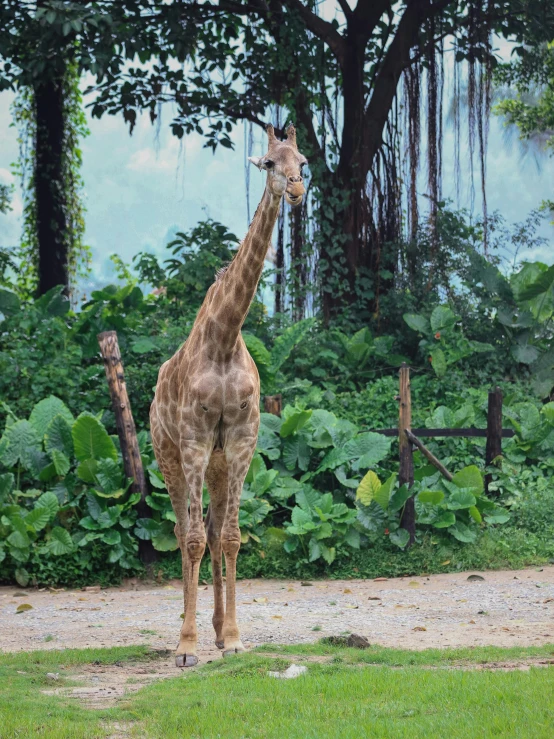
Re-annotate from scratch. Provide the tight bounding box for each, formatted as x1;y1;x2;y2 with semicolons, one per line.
337;0;354;22
279;0;347;66
360;0;428;170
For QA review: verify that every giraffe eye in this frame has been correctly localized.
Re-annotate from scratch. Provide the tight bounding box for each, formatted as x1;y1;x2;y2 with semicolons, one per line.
263;159;275;170
240;401;248;409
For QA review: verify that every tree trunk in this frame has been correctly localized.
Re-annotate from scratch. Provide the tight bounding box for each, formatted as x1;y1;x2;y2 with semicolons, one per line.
34;70;69;295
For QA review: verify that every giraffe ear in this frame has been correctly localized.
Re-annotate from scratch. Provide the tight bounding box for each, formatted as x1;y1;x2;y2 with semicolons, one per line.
248;156;263;170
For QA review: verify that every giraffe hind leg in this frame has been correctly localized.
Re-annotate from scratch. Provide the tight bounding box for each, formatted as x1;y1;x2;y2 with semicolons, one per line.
205;451;228;650
150;423;197;667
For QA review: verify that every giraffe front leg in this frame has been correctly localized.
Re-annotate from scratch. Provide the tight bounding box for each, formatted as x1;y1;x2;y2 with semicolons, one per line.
175;442;210;668
221;436;257;657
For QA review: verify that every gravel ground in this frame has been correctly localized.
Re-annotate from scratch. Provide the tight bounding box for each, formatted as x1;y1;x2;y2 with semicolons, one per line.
2;566;554;662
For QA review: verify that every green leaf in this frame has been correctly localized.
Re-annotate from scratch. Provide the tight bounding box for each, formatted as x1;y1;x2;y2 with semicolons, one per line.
295;487;320;512
484;509;511;524
14;567;29;587
542;403;554;424
72;413;117;462
269;318;315;374
131;337;157;354
260;413;283;433
319;542;336;565
430;305;457;332
134;518;161;540
447;490;477;510
148;469;167;489
317;447;349;473
389;528;410;549
0;288;21;316
0;420;41;468
468;505;482;524
291;507;312;528
356;470;381;506
242;333;272;386
101;530;121;545
451;465;484;494
36;491;59;519
389;484;412;512
51;449;70;477
94;458;125;495
417;490;444;505
47;527;75;555
283;435;311;471
375;473;397;509
77;459;98;483
432;511;456;528
30;396;73;439
430;348;447;378
448;522;477;543
0;472;14;501
45;415;74;457
280;410;313;438
511;343;540;365
24;506;51;531
345;432;392;469
344;527;361;549
308;538;321;561
403;313;430;333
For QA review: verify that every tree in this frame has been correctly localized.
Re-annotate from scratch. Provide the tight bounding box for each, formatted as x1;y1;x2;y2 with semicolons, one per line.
0;1;90;296
84;0;554;320
2;1;553;313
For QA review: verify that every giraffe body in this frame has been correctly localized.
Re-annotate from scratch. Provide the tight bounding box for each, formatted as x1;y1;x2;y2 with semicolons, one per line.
150;124;307;666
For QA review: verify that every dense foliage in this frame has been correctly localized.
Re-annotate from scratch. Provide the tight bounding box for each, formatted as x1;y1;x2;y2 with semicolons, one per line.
0;209;553;586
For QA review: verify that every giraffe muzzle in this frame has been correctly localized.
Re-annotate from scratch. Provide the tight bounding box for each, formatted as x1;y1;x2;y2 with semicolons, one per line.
285;178;304;206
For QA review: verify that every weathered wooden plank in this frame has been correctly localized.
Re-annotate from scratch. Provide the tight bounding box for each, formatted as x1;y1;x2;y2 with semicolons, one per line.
97;330;156;565
398;364;415;545
263;394;282;417
485;387;503;495
404;429;453;482
368;428;514;438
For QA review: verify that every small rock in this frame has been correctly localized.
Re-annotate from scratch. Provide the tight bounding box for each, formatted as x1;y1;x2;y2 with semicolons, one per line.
46;673;59;681
368;596;382;601
300;582;313;587
467;575;485;582
346;634;370;649
268;664;308;679
412;627;426;632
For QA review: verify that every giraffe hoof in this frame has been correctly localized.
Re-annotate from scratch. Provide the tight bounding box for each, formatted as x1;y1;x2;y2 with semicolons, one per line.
175;654;198;668
215;640;225;650
223;647;245;658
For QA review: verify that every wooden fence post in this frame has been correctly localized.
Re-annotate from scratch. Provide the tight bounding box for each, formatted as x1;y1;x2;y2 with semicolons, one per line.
398;363;415;545
263;394;282;416
98;331;157;565
485;386;503;496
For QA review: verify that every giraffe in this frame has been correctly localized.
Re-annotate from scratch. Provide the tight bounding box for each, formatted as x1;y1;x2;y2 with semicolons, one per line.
150;124;307;668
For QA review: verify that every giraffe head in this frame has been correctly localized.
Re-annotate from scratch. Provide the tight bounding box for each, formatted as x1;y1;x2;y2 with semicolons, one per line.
248;124;307;207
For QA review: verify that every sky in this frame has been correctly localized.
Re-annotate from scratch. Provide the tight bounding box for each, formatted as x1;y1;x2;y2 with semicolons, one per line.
0;73;553;295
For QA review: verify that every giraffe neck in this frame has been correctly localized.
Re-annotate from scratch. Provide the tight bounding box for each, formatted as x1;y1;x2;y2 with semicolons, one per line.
203;183;281;357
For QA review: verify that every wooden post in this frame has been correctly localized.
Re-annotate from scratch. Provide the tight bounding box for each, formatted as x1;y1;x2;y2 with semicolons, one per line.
485;386;503;496
98;331;156;565
398;363;415;545
405;429;453;482
263;394;282;416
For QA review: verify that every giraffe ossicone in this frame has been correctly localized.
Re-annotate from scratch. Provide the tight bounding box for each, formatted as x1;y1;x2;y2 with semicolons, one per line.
150;123;307;667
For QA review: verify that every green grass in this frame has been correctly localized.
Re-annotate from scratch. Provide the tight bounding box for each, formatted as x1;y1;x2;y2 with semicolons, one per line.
2;644;554;738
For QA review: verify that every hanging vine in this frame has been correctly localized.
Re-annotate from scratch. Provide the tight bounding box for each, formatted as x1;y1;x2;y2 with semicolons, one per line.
11;60;90;302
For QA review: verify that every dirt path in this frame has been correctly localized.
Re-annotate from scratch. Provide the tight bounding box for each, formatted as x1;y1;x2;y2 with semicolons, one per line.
2;566;554;661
